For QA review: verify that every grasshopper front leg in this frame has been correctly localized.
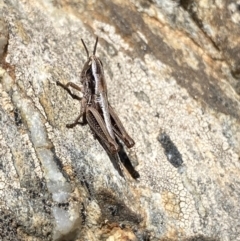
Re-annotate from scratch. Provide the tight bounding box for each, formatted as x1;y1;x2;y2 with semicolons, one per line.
56;81;83;101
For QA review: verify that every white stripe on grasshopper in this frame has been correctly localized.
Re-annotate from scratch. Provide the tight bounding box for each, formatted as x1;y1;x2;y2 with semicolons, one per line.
92;58;115;140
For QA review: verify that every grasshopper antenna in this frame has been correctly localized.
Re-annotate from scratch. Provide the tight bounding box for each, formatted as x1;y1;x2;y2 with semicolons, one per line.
81;39;89;58
93;37;98;55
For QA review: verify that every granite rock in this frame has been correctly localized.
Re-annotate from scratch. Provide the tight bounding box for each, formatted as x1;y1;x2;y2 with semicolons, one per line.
0;0;240;240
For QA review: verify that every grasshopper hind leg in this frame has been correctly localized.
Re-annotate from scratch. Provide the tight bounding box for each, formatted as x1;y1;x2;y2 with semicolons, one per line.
66;98;88;128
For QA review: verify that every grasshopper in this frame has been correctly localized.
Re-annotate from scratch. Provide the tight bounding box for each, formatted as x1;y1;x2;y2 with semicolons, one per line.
57;37;138;177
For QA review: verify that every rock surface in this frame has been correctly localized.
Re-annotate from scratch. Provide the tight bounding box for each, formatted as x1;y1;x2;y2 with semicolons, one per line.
0;0;240;240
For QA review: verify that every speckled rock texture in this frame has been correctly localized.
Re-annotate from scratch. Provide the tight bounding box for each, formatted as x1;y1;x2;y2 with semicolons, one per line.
0;0;240;241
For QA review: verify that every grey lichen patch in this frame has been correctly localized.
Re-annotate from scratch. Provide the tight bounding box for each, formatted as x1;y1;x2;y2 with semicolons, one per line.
0;209;18;241
0;18;8;64
96;189;142;225
184;236;220;241
13;107;22;126
134;90;150;104
158;131;183;168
